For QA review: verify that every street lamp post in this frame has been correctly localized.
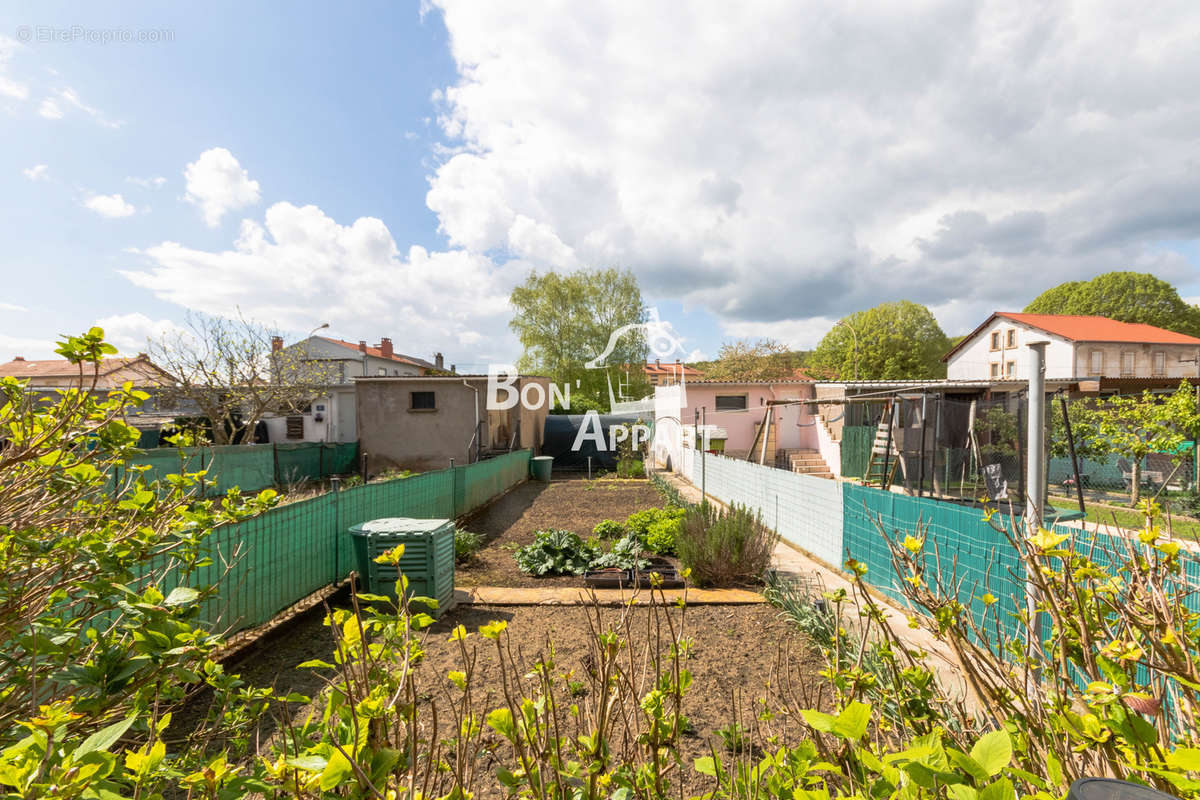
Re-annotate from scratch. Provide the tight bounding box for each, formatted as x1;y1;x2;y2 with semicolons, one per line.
835;319;859;380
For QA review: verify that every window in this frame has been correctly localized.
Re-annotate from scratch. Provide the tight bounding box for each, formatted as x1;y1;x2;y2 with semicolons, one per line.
410;391;436;410
1120;351;1135;377
286;415;304;440
1153;351;1166;376
376;367;386;376
1005;329;1016;348
714;395;748;411
990;362;1001;379
990;331;1001;351
1089;350;1103;375
1005;361;1016;378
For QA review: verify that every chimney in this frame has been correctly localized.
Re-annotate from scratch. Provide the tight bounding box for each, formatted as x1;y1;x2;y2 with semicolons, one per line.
271;336;283;352
13;356;24;361
435;352;444;370
379;338;394;359
656;358;661;367
450;363;456;373
359;340;368;353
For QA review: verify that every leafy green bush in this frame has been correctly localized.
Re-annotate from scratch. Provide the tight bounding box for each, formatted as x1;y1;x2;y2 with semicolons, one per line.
454;528;484;563
592;519;627;539
676;502;778;587
645;515;683;555
617;458;644;478
592;533;649;570
514;529;599;575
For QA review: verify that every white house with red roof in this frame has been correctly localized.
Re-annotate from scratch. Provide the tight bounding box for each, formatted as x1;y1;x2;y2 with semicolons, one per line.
943;312;1200;381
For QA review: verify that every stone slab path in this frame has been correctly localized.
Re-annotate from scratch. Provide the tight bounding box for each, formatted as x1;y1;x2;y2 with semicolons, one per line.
454;585;765;606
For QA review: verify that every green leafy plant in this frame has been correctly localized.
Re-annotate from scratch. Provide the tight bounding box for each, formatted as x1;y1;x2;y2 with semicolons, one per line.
454;527;485;563
716;722;749;753
593;518;627;539
592;533;649;570
677;502;779;587
514;528;599;575
646;515;683;555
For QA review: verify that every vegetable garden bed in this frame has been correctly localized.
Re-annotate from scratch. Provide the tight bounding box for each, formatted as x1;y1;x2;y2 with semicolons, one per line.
455;476;681;588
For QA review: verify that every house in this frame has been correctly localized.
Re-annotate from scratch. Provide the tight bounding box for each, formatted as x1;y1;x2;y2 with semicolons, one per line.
266;335;450;444
653;377;838;477
643;359;704;386
943;313;1200;382
355;374;551;472
0;353;174;389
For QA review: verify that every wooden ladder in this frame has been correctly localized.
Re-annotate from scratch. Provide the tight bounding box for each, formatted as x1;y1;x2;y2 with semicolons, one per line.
864;401;900;489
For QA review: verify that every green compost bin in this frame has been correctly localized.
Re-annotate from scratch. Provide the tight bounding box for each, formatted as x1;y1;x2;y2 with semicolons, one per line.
531;455;553;482
347;518;456;617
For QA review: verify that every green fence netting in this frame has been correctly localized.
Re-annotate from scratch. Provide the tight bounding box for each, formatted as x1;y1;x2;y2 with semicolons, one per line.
146;449;531;635
842;484;1025;644
119;442;361;495
840;426;875;478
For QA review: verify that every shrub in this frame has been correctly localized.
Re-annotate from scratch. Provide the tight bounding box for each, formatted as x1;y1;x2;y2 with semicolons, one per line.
514;529;599;576
593;519;627;539
645;516;682;555
592;533;649;570
617;458;644;478
676;502;778;587
626;507;664;537
454;528;484;563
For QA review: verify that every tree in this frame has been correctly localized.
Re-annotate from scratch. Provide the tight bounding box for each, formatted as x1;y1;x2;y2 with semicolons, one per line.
702;338;796;381
809;301;951;380
509;268;650;411
1024;271;1200;336
144;312;338;444
1065;382;1200;506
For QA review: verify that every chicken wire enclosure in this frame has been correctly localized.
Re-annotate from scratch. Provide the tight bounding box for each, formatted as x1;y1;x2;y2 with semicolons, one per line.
859;392;1029;509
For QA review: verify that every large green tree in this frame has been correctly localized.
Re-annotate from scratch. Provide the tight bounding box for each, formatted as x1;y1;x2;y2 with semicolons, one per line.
1024;271;1200;336
509;268;650;411
809;300;951;380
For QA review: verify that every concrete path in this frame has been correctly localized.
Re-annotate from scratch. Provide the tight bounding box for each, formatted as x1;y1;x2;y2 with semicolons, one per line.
656;470;977;708
454;585;764;606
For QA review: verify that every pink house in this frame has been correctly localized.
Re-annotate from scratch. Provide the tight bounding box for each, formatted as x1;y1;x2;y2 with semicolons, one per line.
654;378;839;477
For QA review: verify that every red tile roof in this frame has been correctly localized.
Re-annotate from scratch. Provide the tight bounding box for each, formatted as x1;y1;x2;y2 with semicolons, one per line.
0;355;158;379
316;337;435;369
643;361;705;377
943;312;1200;361
995;312;1200;344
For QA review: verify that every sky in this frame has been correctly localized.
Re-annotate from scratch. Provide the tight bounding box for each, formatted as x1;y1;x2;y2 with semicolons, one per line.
3;1;1200;370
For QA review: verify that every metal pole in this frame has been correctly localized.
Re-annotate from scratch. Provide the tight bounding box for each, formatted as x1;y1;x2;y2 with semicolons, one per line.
1026;341;1049;522
1059;394;1086;515
917;392;928;497
330;476;341;585
1025;341;1049;680
701;406;707;501
587;456;592;480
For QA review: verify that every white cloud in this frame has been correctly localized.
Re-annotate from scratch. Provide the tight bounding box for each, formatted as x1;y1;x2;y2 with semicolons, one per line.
122;201;525;360
93;312;185;354
184;148;261;227
126;175;167;189
22;164;48;181
0;302;28;313
0;334;56;361
0;36;27;101
422;0;1200;338
84;193;136;218
38;87;122;128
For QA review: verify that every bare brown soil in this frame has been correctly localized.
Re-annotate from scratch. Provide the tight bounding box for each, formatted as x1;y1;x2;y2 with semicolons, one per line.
456;477;671;588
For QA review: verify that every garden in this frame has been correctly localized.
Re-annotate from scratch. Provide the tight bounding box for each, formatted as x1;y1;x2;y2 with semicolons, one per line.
6;331;1200;799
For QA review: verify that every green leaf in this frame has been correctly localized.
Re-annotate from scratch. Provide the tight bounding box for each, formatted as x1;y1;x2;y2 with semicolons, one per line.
1167;747;1200;771
947;785;979;800
163;586;201;607
297;659;336;670
319;750;353;790
487;708;516;740
831;701;871;740
970;731;1012;777
979;778;1015;800
694;756;718;776
947;748;989;783
286;754;329;772
800;709;837;733
76;716;135;757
